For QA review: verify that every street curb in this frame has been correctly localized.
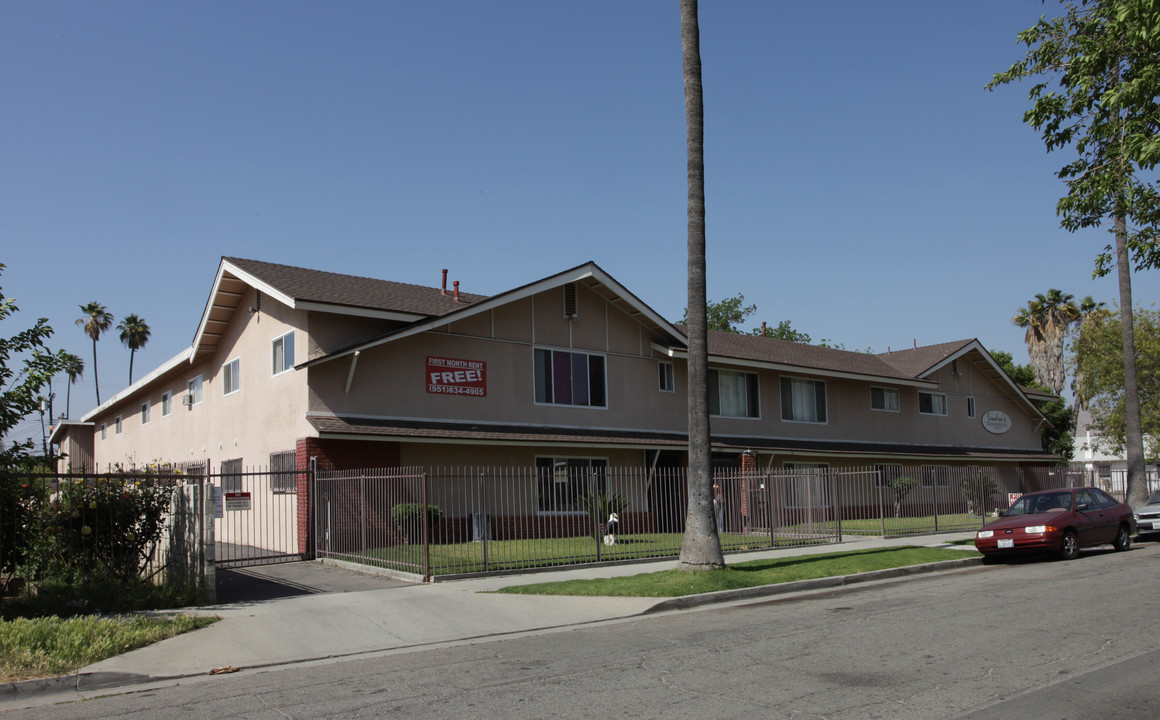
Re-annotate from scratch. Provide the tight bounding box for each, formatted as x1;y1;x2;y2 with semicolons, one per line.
644;557;984;613
2;554;983;705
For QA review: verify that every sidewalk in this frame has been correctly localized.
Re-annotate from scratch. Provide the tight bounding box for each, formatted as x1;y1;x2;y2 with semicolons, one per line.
0;532;980;709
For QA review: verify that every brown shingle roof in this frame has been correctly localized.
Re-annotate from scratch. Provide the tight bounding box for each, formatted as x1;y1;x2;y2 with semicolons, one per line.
681;328;926;381
876;339;976;377
224;257;489;316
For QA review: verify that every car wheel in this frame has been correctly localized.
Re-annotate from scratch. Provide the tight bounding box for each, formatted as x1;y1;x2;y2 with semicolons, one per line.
1059;530;1079;560
1114;524;1132;551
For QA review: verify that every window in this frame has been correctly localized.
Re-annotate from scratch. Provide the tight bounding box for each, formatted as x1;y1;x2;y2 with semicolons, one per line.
187;375;203;406
875;463;906;488
782;463;830;508
535;457;608;513
100;423;107;440
709;369;759;418
967;396;976;418
140;402;150;425
161;391;172;417
918;391;947;416
114;415;123;435
222;358;240;396
921;465;951;488
658;361;675;393
272;331;295;375
781;376;826;423
270;451;297;494
221;458;243;492
871;387;900;412
533;348;607;407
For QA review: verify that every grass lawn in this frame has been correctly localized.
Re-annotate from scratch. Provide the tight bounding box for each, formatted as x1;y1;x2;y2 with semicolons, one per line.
0;614;217;683
494;546;980;597
342;531;833;575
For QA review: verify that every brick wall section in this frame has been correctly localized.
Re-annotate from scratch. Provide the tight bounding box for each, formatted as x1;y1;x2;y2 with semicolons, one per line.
295;438;403;555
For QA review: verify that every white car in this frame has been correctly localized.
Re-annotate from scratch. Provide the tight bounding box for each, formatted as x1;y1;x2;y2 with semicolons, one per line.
1134;490;1160;541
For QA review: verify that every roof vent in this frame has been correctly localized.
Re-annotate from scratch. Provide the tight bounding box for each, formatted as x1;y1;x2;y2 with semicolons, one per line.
563;283;578;319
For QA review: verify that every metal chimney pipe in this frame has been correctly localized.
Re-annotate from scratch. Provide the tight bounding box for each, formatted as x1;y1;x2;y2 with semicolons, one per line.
453;280;460;302
441;269;448;295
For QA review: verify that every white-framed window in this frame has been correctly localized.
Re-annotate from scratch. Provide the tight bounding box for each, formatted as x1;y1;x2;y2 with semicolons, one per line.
870;387;900;413
270;451;298;494
533;348;607;407
100;423;107;440
535;457;608;513
161;391;172;417
875;463;906;488
140;402;150;425
222;358;241;396
710;369;759;418
781;376;826;423
272;331;295;376
221;458;243;492
967;396;976;418
919;391;947;416
922;465;951;488
658;361;675;393
114;415;123;435
782;462;830;508
187;375;204;406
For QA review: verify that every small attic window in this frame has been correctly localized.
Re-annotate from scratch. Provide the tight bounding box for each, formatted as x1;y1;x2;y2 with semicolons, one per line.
563;283;578;319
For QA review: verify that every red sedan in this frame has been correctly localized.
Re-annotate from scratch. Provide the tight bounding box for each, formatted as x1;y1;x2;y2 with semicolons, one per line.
974;487;1136;561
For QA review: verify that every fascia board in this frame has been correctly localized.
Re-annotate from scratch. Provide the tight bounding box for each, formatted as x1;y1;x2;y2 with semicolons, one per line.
922;340;1049;417
305;261;687;367
294;300;425;322
191;259;296;357
81;346;194;421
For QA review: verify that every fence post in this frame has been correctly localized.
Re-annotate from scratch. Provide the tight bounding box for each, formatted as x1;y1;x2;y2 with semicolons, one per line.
421;471;431;582
202;477;217;605
479;471;489;573
359;473;367;556
878;469;886;538
591;470;601;563
765;473;775;548
833;469;842;543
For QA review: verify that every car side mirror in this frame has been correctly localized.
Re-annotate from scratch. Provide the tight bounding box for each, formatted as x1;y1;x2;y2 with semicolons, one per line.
1077;503;1090;512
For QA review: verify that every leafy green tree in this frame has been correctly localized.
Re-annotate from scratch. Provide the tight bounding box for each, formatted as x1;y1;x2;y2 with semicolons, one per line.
117;313;151;384
1;265;68;469
1012;289;1081;393
683;293;755;333
1072;305;1159;459
990;0;1160;506
76;301;113;405
888;476;918;519
754;319;812;343
678;0;723;571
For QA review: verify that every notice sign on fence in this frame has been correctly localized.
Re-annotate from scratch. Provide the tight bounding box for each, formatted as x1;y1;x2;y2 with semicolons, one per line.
224;491;252;512
426;356;487;397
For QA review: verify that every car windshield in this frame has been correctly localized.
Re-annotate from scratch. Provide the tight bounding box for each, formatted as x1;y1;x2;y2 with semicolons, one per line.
1148;491;1160;505
1007;491;1072;516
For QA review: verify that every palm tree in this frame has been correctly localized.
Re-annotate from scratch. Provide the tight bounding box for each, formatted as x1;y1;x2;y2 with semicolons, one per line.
1012;289;1080;394
677;0;723;571
117;314;151;384
76;302;113;404
61;353;84;419
1070;296;1106;413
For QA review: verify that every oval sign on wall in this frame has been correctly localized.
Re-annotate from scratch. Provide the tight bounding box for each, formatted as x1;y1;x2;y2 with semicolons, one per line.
982;410;1012;434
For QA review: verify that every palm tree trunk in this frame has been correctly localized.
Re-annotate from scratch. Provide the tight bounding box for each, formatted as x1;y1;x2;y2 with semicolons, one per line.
92;337;100;405
1115;212;1147;507
678;0;724;571
129;349;135;385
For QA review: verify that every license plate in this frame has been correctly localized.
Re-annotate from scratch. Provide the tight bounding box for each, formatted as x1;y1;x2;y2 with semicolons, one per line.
1151;521;1160;530
998;539;1014;549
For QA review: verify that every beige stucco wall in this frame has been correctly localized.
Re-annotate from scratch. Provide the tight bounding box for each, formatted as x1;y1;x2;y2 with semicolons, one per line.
86;287;314;471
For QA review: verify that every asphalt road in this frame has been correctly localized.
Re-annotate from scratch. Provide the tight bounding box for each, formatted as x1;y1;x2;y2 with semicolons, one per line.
17;542;1160;719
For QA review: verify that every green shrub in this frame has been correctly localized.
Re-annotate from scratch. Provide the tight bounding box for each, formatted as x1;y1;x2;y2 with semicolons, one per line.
576;491;630;534
961;475;998;516
390;503;442;544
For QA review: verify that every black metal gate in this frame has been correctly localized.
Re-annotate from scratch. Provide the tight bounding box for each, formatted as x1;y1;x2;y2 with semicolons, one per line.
211;467;304;568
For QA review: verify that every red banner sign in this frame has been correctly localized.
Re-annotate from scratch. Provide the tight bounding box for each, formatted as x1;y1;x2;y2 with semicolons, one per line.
426;356;487;397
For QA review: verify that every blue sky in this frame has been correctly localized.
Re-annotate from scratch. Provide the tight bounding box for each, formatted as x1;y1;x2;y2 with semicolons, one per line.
3;1;1157;444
